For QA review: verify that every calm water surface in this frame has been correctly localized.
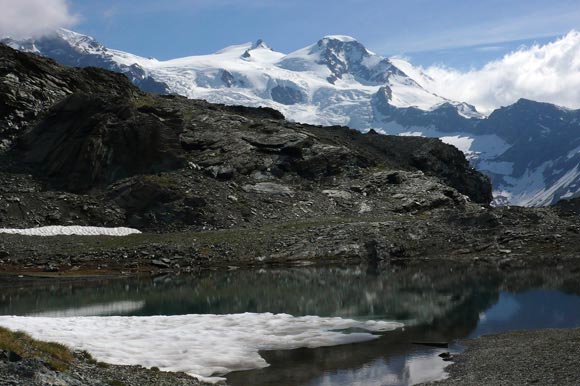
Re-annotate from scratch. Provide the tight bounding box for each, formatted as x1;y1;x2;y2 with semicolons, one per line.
1;264;579;386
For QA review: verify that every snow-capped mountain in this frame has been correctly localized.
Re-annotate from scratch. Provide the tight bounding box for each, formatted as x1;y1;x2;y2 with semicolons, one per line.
477;99;580;206
3;29;580;206
3;29;478;124
1;29;169;94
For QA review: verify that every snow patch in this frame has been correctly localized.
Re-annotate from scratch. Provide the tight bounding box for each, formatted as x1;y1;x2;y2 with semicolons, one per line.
502;163;580;206
381;122;511;162
439;135;474;154
0;226;141;237
0;313;403;382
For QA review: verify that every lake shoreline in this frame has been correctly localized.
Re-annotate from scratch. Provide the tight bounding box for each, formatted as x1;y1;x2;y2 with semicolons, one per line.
421;328;580;386
1;225;580;279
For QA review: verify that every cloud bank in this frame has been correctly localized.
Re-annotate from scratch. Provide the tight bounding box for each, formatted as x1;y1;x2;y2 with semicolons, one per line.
0;0;78;38
417;31;580;114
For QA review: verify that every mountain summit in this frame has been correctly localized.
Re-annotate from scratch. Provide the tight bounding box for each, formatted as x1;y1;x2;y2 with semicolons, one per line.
279;35;408;86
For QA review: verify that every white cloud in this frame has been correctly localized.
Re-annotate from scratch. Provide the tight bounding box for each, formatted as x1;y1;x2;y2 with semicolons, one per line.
416;31;580;114
0;0;78;38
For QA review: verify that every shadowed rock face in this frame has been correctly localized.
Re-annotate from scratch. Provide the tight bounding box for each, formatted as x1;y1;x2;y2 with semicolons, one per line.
372;88;479;132
0;44;141;148
18;93;187;192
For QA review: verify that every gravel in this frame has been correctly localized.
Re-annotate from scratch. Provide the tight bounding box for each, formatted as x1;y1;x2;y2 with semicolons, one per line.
422;328;580;386
0;350;214;386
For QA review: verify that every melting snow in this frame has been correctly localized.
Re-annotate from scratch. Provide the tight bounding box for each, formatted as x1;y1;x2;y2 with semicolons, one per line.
0;313;402;382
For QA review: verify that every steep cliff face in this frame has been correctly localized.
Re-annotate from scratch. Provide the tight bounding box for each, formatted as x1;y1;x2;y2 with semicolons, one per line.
19;93;187;192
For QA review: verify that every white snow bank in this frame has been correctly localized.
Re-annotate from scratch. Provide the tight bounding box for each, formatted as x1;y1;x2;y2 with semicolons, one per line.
0;226;141;237
0;313;402;382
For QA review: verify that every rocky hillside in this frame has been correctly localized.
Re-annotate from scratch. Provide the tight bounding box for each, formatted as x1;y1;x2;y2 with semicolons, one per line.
0;43;579;275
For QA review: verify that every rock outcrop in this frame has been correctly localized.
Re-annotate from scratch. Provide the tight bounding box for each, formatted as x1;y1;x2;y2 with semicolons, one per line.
0;44;140;148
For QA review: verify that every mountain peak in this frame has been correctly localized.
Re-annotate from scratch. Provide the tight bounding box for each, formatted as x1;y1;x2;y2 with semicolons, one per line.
315;35;366;52
251;39;271;50
322;35;358;43
241;39;280;60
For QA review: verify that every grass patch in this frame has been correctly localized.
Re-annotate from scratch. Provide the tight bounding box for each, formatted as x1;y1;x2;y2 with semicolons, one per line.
0;326;74;371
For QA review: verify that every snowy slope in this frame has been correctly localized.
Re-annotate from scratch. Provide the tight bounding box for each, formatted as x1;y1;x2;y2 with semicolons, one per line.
4;29;580;206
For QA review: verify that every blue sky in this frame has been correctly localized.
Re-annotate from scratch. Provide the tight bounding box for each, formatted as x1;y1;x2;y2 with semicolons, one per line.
27;0;580;68
405;35;560;69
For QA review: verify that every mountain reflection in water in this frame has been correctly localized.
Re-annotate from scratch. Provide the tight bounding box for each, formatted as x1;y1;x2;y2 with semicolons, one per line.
1;263;579;386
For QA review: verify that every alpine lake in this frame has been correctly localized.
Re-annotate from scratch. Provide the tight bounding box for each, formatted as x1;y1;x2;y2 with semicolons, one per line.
1;262;580;386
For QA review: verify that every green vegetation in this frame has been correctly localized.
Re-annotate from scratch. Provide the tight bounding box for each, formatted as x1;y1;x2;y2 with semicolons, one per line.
0;326;74;371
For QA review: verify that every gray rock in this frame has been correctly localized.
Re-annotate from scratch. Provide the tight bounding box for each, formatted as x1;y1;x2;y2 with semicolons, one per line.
243;183;294;196
322;190;352;200
151;260;170;268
